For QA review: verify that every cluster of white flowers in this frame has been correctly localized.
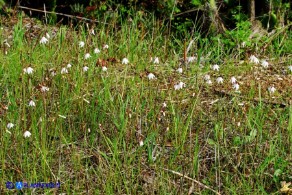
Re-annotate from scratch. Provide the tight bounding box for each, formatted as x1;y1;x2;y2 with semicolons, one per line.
6;123;31;138
202;65;222;85
230;76;240;91
249;56;278;93
78;41;108;57
204;74;212;85
250;55;270;68
23;27;292;146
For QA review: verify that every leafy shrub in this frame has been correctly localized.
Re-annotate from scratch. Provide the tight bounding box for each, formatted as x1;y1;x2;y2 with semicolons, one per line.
3;0;292;37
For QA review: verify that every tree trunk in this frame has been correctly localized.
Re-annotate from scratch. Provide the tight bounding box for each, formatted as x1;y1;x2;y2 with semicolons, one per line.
208;0;226;34
249;0;255;22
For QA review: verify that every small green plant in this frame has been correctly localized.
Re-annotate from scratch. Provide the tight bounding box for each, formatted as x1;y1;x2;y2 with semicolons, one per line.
70;3;85;15
222;13;253;56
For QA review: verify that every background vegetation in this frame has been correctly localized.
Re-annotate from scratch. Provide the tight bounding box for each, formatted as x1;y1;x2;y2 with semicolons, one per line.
0;0;291;194
3;0;292;36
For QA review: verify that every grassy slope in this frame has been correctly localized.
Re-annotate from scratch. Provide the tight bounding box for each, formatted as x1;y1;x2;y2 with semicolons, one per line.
0;13;291;194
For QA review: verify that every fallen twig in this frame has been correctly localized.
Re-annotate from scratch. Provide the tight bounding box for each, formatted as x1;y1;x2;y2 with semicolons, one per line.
162;167;221;195
18;6;110;25
213;88;290;108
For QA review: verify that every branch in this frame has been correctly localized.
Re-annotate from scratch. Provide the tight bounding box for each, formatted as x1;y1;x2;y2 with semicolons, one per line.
17;5;110;25
162;167;221;195
213;89;289;108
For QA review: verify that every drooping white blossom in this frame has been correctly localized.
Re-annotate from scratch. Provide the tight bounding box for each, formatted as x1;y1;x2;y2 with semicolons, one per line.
268;86;276;94
40;36;48;44
122;58;129;65
153;57;159;64
174;81;186;90
4;42;10;48
7;123;14;129
230;76;237;84
94;48;100;54
79;41;85;47
206;79;212;85
41;86;49;92
212;64;220;71
84;53;91;59
51;71;56;77
187;56;196;63
102;66;107;72
46;32;50;39
176;67;183;73
162;102;167;108
28;100;36;107
261;60;269;68
204;74;211;81
216;77;224;84
23;67;34;75
61;67;68;74
147;73;156;80
249;55;259;64
83;66;89;72
23;131;32;138
233;83;240;91
103;44;109;49
139;140;144;147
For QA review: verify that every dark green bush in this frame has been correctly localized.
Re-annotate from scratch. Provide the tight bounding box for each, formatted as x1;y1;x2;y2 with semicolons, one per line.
3;0;292;36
